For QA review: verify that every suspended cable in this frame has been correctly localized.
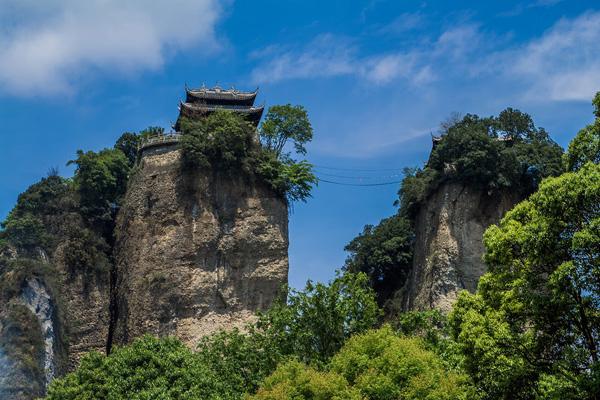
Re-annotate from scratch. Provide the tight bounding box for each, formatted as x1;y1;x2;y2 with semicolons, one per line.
314;171;404;180
313;165;406;172
317;177;403;186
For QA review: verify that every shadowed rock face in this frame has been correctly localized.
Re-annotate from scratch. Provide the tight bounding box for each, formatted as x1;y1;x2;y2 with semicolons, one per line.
112;148;289;347
402;182;521;312
0;243;110;399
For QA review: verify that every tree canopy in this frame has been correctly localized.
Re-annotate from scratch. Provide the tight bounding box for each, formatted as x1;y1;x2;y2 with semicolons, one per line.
450;161;600;399
344;214;414;307
46;336;234;400
259;104;313;158
68;148;130;229
564;91;600;171
251;326;472;400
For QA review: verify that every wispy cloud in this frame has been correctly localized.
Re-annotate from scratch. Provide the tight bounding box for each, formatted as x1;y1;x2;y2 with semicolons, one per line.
249;26;480;86
375;12;423;35
505;12;600;101
0;0;223;96
249;34;357;84
253;11;600;104
499;0;565;17
252;11;600;158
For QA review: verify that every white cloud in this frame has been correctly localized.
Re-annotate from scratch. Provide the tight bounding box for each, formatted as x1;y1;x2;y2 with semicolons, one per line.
0;0;223;96
249;34;357;84
375;12;423;35
507;12;600;101
250;25;478;86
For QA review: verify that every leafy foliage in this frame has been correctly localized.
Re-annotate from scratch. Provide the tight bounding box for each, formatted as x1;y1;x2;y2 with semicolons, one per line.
196;327;282;397
252;326;472;400
180;107;317;203
115;126;166;166
251;360;362;400
180;110;258;172
344;214;414;307
259;104;313;158
196;272;381;396
1;175;72;251
401;109;563;217
68;148;130;229
46;336;234;400
257;272;381;365
564;91;600;171
45;272;379;399
449;161;600;399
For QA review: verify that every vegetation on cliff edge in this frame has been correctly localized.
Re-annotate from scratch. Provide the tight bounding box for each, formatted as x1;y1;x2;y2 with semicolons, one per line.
180;106;318;203
344;107;565;310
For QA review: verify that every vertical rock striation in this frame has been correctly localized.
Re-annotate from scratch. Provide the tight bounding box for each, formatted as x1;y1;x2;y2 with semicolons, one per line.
112;146;289;348
20;278;56;387
402;182;520;312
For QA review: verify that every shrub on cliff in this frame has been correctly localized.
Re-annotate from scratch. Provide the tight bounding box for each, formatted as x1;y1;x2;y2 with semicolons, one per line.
68;148;130;230
401;108;563;217
1;174;72;252
115;126;164;166
180;107;317;203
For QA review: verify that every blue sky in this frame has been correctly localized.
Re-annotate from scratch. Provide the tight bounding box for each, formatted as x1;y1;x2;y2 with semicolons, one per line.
1;0;599;288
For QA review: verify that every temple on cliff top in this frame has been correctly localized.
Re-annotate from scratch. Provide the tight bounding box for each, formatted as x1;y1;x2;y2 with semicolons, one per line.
174;85;264;130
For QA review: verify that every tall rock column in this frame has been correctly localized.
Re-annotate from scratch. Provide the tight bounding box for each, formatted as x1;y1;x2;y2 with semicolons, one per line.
112;145;289;348
402;182;520;312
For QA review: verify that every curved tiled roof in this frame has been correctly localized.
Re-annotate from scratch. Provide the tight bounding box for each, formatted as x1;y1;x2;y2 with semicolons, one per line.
185;87;258;103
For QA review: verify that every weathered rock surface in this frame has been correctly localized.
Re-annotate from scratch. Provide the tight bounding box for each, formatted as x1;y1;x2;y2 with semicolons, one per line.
0;237;110;399
402;182;520;312
112;147;289;347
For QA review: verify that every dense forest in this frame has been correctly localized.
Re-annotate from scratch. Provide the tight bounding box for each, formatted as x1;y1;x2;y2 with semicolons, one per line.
1;93;600;399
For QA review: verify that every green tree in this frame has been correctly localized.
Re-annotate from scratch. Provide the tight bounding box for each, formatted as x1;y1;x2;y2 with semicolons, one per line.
405;109;563;212
259;104;313;158
344;214;414;307
1;175;72;251
251;360;362;400
68;148;130;227
564;91;600;171
196;272;381;396
450;162;600;399
114;132;140;166
252;326;472;400
46;336;234;400
260;272;381;365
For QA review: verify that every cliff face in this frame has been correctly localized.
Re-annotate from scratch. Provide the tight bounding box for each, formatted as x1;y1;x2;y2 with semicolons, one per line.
402;182;520;312
0;144;289;398
0;242;110;399
111;146;289;347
